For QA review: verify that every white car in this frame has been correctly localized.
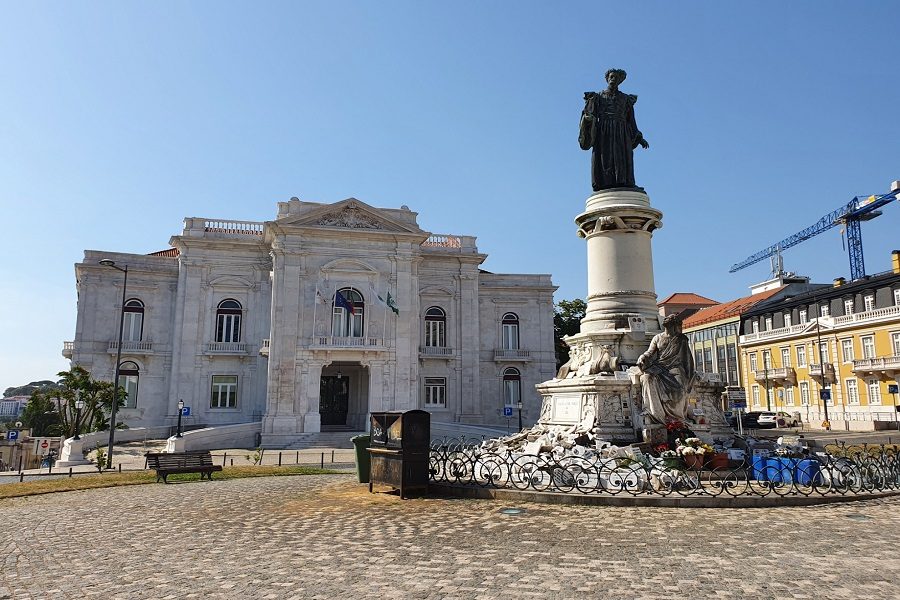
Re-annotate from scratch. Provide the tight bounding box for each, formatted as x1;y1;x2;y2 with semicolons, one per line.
758;411;799;428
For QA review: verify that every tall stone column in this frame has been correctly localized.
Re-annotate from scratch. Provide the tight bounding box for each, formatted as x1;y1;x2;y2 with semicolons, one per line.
573;189;663;363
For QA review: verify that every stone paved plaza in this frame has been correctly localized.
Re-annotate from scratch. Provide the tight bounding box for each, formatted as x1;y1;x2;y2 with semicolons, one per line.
2;474;900;599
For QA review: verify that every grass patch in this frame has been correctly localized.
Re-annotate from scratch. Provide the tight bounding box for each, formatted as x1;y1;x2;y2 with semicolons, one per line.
0;466;344;500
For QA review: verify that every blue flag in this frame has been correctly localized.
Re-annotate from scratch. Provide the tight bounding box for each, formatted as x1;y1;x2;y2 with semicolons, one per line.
334;290;355;315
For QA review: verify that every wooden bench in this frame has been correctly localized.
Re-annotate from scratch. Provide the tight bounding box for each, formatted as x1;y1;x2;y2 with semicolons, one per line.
145;451;223;483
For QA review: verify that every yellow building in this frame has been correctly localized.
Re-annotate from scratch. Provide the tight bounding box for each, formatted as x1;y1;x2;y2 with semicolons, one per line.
739;267;900;430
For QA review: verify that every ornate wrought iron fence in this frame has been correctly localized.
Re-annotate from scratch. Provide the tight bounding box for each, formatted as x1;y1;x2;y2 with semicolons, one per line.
428;438;900;498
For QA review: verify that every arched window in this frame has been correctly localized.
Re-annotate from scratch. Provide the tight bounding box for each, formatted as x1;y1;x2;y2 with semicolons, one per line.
332;288;365;337
123;299;144;342
503;367;521;408
424;307;446;347
118;361;139;408
501;313;519;350
216;299;242;343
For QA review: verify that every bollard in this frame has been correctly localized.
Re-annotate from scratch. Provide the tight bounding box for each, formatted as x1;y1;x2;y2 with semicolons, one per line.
19;472;24;483
69;467;73;478
48;463;52;474
278;451;282;466
320;452;324;469
331;450;334;463
296;451;299;464
223;452;228;466
118;464;122;473
230;458;234;466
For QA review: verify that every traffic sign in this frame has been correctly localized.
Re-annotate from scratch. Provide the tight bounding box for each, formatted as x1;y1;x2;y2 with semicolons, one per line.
32;437;53;456
181;406;191;416
889;384;899;394
503;406;513;417
731;402;747;409
727;389;747;401
820;389;831;401
5;430;18;441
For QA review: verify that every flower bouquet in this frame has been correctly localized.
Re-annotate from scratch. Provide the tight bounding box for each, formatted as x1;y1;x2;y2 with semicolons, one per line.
675;437;714;470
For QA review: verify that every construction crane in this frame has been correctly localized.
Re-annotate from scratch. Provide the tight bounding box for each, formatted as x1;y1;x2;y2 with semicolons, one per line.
730;182;900;281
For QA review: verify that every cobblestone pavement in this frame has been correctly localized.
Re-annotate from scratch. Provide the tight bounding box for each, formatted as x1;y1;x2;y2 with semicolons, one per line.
2;475;900;599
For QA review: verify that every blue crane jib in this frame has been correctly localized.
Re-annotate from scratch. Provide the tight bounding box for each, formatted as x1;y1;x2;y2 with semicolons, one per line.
729;187;900;281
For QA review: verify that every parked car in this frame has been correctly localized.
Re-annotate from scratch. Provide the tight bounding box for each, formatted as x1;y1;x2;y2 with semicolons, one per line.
729;411;763;428
772;411;800;427
756;411;792;428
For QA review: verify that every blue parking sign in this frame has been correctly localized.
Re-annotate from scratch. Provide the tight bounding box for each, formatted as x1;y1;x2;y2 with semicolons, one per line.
6;430;19;441
503;406;513;417
820;389;831;401
181;406;191;416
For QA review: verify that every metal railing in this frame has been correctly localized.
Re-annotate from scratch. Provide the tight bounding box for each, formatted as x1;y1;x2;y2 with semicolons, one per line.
316;336;382;347
429;438;900;498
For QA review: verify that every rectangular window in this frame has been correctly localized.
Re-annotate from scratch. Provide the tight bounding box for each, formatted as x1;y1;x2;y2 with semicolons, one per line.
749;353;758;372
784;312;792;327
118;374;138;408
501;324;519;350
503;379;521;407
819;342;829;364
844;299;854;316
752;321;760;334
799;381;810;406
799;309;808;324
796;345;807;367
894;289;900;307
762;350;772;369
124;312;143;342
841;339;854;363
764;316;773;331
864;294;875;312
785;387;795;406
752;385;760;407
781;347;791;368
868;379;882;405
767;387;775;408
425;320;445;347
862;336;876;359
820;303;830;317
217;314;241;343
211;375;238;408
892;332;900;356
846;379;860;405
424;378;446;407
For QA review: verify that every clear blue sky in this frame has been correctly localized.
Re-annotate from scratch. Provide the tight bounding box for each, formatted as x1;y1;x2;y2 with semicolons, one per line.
2;2;899;391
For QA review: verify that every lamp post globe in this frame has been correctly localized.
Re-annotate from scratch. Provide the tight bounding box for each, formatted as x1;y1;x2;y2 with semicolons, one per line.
176;399;185;437
73;396;85;441
517;400;523;431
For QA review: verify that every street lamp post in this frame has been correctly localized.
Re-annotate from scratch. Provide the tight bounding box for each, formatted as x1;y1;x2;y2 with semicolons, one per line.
763;351;771;411
99;259;128;469
176;399;185;437
73;395;85;441
516;400;523;432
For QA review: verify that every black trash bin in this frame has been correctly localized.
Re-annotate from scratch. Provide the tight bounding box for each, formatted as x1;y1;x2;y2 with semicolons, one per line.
350;434;371;483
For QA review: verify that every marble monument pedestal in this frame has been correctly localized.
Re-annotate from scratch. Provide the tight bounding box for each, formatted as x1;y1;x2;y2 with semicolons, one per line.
55;437;93;468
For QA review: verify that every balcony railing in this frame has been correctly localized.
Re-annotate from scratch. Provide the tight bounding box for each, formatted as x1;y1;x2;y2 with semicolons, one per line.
751;367;795;384
853;355;900;374
741;306;900;345
108;341;154;353
204;342;251;354
809;363;836;382
62;341;74;358
259;339;270;357
316;336;382;348
420;346;454;358
833;304;900;326
493;349;532;361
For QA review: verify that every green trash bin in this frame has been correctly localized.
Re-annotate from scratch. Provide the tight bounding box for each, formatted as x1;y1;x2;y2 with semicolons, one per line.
351;434;371;483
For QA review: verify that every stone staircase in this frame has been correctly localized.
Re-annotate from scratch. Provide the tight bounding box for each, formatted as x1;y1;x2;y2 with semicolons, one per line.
283;430;365;450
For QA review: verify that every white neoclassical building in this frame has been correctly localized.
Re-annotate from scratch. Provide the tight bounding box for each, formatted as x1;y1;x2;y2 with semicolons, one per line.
63;197;557;446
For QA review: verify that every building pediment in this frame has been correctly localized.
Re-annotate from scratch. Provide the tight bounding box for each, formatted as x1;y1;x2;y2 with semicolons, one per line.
276;199;423;235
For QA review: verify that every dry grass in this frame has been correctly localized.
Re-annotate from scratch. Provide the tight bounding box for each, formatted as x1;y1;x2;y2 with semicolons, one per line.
0;466;344;500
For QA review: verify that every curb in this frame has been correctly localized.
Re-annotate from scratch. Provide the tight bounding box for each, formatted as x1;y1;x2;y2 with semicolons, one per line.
428;482;900;508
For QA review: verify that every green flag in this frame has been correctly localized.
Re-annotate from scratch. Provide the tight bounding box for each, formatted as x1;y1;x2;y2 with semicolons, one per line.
386;292;399;315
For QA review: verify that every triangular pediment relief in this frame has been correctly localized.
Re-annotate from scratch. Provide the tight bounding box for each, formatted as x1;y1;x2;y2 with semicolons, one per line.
799;318;834;335
277;199;421;234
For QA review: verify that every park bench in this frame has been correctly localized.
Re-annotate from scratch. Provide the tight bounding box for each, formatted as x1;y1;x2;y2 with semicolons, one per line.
145;451;223;483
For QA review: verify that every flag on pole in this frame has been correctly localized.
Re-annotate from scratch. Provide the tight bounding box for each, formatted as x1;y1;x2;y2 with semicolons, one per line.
335;290;355;315
315;287;330;305
386;292;399;316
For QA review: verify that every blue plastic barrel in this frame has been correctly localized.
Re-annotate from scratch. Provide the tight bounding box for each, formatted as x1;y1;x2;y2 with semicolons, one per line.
767;457;796;483
751;456;768;481
793;459;822;485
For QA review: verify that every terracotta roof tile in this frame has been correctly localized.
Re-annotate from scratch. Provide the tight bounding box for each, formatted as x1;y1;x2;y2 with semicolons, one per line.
148;248;180;258
657;292;719;307
682;286;785;329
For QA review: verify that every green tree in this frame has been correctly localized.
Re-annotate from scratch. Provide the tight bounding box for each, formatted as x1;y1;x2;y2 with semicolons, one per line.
24;366;125;438
554;298;586;369
20;392;60;436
